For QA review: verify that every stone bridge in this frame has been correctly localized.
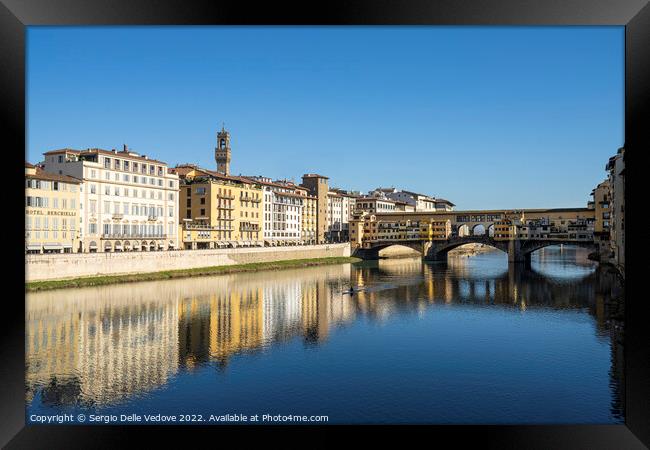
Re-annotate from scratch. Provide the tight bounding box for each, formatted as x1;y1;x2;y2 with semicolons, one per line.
353;236;597;264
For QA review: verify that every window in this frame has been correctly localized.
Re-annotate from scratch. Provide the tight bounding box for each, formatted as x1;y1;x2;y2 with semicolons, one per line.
115;159;121;170
124;161;129;171
200;208;206;216
58;155;63;163
104;158;111;168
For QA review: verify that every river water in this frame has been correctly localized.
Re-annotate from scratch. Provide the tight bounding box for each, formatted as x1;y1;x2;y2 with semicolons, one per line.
25;246;624;424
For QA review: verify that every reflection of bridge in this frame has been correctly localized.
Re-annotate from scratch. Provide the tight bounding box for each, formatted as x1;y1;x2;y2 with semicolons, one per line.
354;235;597;264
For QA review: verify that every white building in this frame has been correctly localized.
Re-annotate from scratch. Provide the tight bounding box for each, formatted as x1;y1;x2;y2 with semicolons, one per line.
243;176;304;246
354;196;400;214
369;187;455;212
386;190;436;211
41;146;180;252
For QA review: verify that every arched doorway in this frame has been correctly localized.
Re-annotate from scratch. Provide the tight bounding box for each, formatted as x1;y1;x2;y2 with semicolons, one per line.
472;224;486;236
103;241;112;252
487;224;495;237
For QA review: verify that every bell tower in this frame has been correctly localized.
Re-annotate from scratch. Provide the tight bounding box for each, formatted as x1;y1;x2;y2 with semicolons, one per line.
215;125;231;176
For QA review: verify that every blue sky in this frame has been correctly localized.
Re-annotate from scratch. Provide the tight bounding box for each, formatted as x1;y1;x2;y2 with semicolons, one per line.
27;26;623;210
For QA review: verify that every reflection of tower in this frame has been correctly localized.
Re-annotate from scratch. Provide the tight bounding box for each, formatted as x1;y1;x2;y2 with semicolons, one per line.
215;125;231;176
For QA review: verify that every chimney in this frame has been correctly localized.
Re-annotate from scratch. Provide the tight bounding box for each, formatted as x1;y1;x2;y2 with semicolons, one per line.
123;144;128;152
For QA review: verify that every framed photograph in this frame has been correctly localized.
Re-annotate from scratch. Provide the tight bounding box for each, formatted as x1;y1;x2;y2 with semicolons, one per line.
3;0;648;447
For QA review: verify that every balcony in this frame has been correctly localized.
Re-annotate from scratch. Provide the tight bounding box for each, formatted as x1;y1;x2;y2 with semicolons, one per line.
185;224;233;231
112;213;124;220
147;215;159;221
240;226;260;232
218;193;235;200
102;233;167;239
217;205;235;210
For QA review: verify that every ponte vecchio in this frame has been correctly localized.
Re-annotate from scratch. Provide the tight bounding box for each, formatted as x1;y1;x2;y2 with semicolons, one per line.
349;207;597;264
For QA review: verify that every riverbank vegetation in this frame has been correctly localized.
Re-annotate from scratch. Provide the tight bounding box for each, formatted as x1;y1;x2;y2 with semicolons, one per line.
26;256;362;292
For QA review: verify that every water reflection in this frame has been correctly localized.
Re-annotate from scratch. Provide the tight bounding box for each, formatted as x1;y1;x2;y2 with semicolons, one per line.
26;246;624;423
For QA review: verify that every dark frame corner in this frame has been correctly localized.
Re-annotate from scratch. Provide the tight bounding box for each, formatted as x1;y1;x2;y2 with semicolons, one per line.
2;0;648;447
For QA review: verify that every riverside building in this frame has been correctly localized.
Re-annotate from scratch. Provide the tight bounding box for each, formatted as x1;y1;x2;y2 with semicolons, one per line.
25;163;81;253
300;174;329;244
606;147;625;275
40;146;180;252
173;165;263;249
241;176;306;246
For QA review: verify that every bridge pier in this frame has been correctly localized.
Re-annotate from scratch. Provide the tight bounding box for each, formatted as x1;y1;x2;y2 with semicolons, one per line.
507;240;529;264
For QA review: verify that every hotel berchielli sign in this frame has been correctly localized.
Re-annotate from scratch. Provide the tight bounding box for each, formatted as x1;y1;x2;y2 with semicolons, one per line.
25;209;76;216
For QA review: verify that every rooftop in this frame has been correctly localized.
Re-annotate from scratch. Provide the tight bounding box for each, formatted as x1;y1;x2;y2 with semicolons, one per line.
44;147;168;165
26;167;82;184
302;173;329;179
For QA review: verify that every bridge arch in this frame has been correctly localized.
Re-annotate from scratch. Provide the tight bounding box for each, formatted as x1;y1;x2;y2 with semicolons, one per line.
472;224;486;236
353;241;430;259
521;241;597;258
425;237;509;262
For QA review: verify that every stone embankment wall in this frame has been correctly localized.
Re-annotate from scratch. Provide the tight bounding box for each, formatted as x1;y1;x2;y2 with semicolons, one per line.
25;243;351;282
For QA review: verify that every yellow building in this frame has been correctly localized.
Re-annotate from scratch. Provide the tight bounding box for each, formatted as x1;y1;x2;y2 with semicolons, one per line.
173;164;264;249
297;188;317;245
493;218;518;240
349;212;450;249
25;163;81;253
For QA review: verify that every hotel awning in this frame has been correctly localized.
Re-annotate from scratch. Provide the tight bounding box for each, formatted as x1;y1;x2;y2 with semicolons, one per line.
26;244;41;251
43;244;62;250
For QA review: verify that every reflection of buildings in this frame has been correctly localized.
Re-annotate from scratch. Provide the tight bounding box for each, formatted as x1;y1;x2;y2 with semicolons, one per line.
27;265;357;408
26;285;180;406
27;254;623;419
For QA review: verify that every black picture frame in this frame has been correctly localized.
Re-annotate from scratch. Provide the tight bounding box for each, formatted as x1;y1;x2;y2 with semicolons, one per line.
2;0;648;447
